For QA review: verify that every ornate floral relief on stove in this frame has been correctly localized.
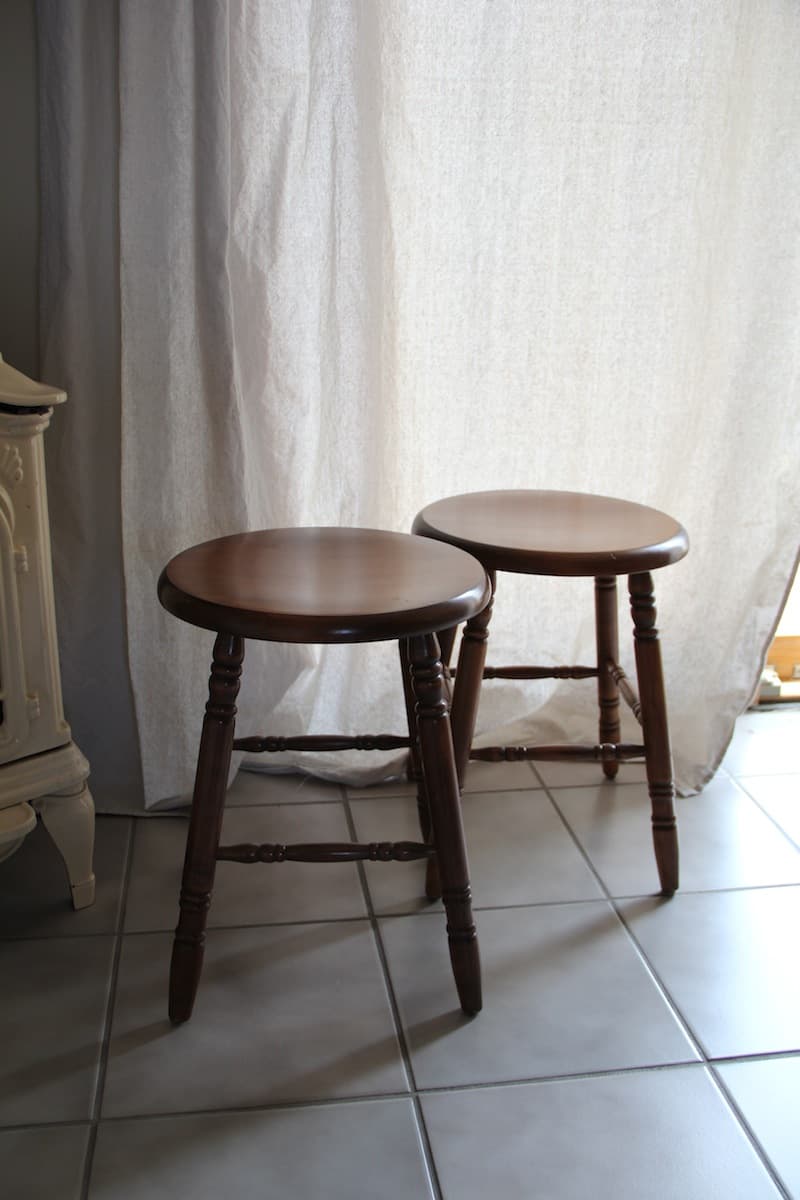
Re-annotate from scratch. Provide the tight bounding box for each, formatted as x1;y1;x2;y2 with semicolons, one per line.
0;442;23;490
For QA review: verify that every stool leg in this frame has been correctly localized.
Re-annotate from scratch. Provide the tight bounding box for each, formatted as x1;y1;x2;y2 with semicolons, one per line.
595;575;621;780
169;632;244;1023
401;624;463;899
450;572;495;787
410;633;482;1016
400;638;430;840
628;573;679;896
400;638;441;900
436;624;459;672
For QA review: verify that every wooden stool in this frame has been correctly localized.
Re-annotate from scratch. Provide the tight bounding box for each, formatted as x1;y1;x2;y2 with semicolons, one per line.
412;491;689;896
158;527;490;1022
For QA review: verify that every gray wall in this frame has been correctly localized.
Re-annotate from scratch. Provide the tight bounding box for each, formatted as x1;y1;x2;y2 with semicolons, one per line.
0;0;39;379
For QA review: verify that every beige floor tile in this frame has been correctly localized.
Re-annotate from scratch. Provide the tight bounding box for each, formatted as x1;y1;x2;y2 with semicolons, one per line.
555;773;800;896
0;936;115;1124
381;904;696;1090
346;777;417;801
534;759;649;788
103;925;407;1116
738;774;800;849
423;1068;781;1199
0;1125;90;1200
618;886;800;1058
228;768;344;806
90;1099;434;1199
722;708;800;778
716;1055;800;1199
352;789;601;915
461;759;541;792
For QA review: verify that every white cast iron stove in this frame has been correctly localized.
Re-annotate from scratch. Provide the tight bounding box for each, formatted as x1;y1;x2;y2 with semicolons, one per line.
0;355;95;908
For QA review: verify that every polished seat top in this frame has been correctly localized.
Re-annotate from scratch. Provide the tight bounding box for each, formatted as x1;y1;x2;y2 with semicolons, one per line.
413;490;689;576
158;527;490;643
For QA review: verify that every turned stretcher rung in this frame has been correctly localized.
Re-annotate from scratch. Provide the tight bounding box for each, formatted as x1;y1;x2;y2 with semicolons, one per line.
232;733;411;753
217;840;434;864
470;742;646;763
607;661;643;723
451;664;599;681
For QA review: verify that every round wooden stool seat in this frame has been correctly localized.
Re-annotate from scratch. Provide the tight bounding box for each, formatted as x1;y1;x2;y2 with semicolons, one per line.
159;526;489;643
411;488;690;897
412;490;689;577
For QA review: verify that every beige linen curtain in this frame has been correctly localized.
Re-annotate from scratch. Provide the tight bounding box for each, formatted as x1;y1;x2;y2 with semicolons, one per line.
39;1;800;810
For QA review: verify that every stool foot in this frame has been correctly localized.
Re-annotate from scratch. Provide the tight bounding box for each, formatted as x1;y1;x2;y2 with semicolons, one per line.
651;783;679;896
445;909;483;1016
169;633;244;1023
169;927;207;1024
653;823;679;897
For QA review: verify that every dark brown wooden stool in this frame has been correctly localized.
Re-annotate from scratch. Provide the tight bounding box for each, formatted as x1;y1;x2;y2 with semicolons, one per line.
158;527;490;1022
412;491;689;896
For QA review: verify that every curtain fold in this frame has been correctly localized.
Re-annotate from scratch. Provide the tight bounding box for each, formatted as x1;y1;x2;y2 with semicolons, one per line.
39;0;800;811
38;1;145;812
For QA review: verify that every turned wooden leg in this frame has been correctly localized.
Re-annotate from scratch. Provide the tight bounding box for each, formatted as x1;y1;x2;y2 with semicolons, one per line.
169;632;244;1023
449;571;495;787
436;624;459;672
410;633;481;1016
399;638;429;837
400;636;441;900
595;575;621;780
629;573;679;896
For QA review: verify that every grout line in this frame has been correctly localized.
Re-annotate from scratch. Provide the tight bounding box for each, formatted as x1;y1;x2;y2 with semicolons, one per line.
542;783;707;1062
10;881;796;940
0;1117;96;1135
341;778;444;1200
413;1059;706;1097
708;1048;800;1066
78;1092;428;1126
602;892;711;1064
528;761;547;788
645;881;800;898
1;1059;721;1134
226;796;346;808
79;812;137;1200
706;1065;794;1199
8;876;800;945
542;782;625;901
5;1046;800;1138
734;778;800;854
533;776;648;791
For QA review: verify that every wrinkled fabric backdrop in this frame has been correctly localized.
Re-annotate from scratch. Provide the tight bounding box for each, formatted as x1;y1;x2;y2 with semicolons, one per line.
38;1;800;811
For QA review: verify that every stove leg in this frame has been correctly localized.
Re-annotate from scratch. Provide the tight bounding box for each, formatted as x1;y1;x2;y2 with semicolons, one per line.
39;782;96;909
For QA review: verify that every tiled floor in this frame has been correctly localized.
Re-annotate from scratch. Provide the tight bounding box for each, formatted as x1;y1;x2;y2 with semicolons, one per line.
1;705;799;1198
